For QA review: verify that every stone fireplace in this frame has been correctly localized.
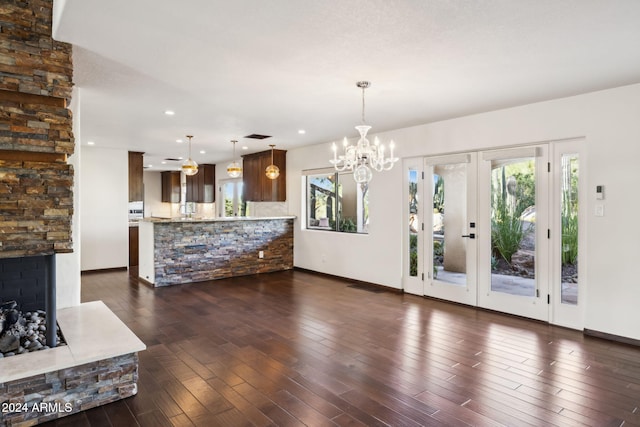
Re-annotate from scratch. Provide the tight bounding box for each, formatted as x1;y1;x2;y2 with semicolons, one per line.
0;2;145;425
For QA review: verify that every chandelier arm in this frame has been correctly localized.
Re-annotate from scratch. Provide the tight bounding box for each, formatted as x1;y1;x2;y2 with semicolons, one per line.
333;161;350;172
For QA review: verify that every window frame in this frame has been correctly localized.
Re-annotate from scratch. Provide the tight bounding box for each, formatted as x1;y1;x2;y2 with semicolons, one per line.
304;168;369;234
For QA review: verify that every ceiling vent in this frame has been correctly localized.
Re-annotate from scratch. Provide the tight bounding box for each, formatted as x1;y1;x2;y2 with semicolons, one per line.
164;158;181;161
244;134;272;140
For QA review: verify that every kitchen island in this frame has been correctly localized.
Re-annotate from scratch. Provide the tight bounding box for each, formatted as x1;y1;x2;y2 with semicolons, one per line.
138;216;294;287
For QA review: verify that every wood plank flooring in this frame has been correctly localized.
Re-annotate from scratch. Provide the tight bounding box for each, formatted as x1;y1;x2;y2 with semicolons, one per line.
45;269;640;426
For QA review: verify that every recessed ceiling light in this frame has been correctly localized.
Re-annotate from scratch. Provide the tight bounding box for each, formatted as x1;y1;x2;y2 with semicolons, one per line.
242;146;248;150
164;110;175;116
87;141;95;145
298;129;306;134
161;161;167;164
176;139;183;143
178;156;183;160
199;150;205;154
147;164;153;168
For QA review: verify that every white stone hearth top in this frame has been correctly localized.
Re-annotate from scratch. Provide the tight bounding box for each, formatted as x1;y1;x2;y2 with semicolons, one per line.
0;301;146;383
142;215;295;223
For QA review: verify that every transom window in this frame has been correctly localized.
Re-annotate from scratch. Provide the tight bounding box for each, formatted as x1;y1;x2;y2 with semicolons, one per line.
305;170;369;233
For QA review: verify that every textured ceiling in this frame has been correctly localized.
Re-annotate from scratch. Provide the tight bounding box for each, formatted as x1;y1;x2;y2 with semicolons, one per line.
53;0;640;170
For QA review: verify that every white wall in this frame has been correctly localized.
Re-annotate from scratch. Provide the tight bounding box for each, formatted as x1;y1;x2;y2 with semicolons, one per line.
56;85;82;308
80;147;128;270
289;146;404;288
288;83;640;340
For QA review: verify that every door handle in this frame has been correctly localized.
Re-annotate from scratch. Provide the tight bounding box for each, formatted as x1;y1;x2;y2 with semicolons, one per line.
461;233;476;239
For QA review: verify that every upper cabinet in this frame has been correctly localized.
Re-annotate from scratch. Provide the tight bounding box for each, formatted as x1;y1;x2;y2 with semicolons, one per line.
160;165;216;204
128;151;144;202
186;164;216;203
242;149;286;201
161;171;180;203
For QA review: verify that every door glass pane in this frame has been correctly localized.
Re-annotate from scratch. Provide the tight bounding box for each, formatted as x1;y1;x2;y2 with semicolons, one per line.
409;170;418;277
221;180;245;217
433;163;467;286
223;182;234;217
490;158;536;296
238;182;246;216
561;154;579;304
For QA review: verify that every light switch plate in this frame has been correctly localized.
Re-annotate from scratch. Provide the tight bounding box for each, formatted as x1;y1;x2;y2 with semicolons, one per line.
595;205;604;217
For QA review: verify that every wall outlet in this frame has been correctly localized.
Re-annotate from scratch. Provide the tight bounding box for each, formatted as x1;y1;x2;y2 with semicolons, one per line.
258;250;264;259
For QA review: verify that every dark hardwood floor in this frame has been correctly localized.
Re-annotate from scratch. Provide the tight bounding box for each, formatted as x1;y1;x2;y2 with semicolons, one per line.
45;269;640;426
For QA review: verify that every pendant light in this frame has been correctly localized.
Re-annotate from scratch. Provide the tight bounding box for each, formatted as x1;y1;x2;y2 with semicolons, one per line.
226;140;242;178
181;135;198;176
265;144;280;180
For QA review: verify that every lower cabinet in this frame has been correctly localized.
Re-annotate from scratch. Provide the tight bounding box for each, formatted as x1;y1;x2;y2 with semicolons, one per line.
128;226;139;268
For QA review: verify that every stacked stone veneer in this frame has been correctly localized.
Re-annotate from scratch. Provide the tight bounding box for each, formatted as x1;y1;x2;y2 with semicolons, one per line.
0;353;138;426
0;0;74;258
153;219;294;286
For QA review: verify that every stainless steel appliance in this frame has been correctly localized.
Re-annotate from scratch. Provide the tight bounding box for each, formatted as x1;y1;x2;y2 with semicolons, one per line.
128;201;144;221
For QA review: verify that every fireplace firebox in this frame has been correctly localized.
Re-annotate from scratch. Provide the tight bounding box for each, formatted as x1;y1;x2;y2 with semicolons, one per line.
0;254;57;350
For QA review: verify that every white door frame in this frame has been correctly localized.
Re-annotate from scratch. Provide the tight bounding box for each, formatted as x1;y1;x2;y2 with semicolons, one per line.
404;142;585;328
550;138;586;329
423;153;478;306
219;177;243;217
403;158;424;295
477;145;550;322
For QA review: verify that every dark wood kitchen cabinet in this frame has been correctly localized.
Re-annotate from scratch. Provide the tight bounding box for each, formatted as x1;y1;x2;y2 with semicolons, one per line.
161;171;181;203
128;151;144;202
186;164;216;203
129;225;139;267
242;149;286;201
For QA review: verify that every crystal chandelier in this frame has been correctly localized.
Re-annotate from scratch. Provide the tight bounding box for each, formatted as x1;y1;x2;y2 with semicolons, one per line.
226;140;242;178
265;144;280;180
330;81;398;183
181;135;198;176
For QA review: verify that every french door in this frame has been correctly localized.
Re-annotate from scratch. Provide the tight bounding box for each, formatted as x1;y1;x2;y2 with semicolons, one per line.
477;146;550;321
405;141;583;327
422;153;478;306
219;178;245;217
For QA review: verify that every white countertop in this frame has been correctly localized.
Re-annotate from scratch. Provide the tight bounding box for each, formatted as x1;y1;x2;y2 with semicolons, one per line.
142;215;296;223
0;301;146;383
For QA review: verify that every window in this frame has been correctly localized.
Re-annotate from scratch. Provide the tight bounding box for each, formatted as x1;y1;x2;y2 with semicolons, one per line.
305;170;369;233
